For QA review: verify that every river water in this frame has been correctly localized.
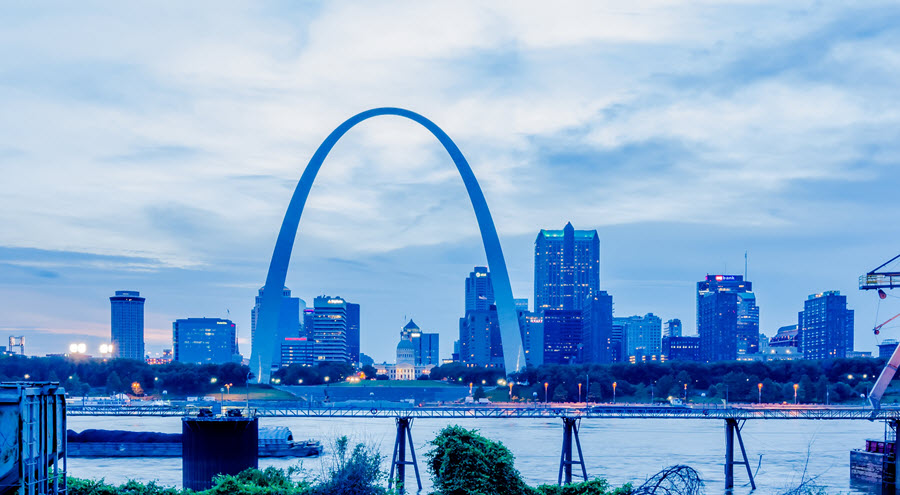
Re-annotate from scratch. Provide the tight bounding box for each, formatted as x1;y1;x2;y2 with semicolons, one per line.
68;416;886;494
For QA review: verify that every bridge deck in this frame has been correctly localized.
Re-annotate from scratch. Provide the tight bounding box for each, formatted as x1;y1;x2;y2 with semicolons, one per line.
65;404;900;420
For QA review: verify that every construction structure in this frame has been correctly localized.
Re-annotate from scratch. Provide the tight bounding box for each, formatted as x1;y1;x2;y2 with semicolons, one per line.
0;382;66;495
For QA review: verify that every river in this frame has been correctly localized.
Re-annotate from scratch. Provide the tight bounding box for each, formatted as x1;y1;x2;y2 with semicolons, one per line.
67;416;886;494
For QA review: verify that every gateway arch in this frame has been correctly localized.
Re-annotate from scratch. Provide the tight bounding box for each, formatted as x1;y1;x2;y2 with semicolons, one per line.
250;107;525;383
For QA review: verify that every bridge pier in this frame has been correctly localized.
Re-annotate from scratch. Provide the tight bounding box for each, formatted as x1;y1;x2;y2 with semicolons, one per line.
724;418;755;490
884;419;898;495
389;416;422;494
558;416;588;485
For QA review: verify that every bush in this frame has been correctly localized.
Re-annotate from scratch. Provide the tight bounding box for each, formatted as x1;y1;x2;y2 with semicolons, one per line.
427;425;536;495
536;479;631;495
308;436;387;495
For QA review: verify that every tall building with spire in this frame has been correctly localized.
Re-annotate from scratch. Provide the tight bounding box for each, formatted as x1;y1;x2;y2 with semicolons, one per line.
534;222;600;312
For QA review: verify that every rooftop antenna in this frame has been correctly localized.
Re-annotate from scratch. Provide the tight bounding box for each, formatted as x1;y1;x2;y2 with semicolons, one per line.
744;251;748;279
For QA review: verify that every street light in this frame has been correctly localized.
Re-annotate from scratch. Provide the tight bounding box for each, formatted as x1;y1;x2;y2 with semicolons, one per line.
508;382;514;401
210;377;218;384
612;382;617;404
578;383;583;403
544;382;549;403
324;376;330;387
298;379;303;385
757;383;763;404
683;383;687;402
469;382;474;395
793;383;799;404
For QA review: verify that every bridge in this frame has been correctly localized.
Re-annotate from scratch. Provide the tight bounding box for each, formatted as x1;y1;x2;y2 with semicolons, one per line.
66;403;900;420
66;402;900;492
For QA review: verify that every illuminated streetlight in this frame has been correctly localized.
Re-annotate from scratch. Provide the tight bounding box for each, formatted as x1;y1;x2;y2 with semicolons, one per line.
508;382;514;400
757;383;763;404
210;377;218;384
683;383;688;401
23;374;30;380
469;382;473;395
298;379;303;385
793;383;799;404
613;382;617;404
544;382;549;403
69;343;87;354
848;374;854;380
578;383;582;403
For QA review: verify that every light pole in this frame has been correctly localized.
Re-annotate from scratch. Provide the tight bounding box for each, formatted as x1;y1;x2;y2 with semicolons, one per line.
650;381;655;404
793;383;799;404
469;382;473;395
324;376;330;387
220;387;224;402
578;383;582;403
585;374;590;405
544;382;549;403
246;371;251;413
757;383;763;404
508;382;514;401
612;382;617;404
683;383;687;402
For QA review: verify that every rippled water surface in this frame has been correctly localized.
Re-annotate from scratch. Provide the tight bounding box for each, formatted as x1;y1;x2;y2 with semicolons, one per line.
68;416;886;494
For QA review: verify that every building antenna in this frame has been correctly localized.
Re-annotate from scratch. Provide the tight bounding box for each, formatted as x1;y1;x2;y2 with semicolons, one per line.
744;251;748;279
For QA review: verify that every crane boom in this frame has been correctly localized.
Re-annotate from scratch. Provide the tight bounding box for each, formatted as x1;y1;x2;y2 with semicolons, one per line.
870;344;900;411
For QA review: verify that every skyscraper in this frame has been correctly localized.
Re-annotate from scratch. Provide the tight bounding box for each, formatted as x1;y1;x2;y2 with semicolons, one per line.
534;222;600;311
346;303;360;365
663;319;682;337
173;318;237;364
251;286;304;367
542;309;583;365
401;319;420;341
737;292;760;355
459;306;503;368
311;296;350;363
466;267;494;311
618;313;662;363
798;291;854;360
110;290;145;360
518;310;544;366
697;275;755;362
413;333;440;366
582;291;614;363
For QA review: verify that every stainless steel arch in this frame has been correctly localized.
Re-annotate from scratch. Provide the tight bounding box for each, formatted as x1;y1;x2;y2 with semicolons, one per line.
250;107;525;383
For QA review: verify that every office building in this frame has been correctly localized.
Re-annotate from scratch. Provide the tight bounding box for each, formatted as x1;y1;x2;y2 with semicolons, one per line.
459;306;503;367
110;290;145;360
798;291;854;360
534;222;600;311
618;314;662;363
582;291;614;363
663;335;700;361
347;303;360;365
609;319;626;363
173;318;238;364
403;319;440;366
401;319;420;341
281;337;314;366
466;267;494;311
519;312;544;367
737;293;760;355
311;296;350;363
251;286;304;367
697;275;755;362
769;325;799;348
543;309;583;365
879;340;899;359
514;298;529;312
663;319;682;338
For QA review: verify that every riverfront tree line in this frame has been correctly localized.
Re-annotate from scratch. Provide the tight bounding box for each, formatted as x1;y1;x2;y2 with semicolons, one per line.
424;357;888;404
0;354;251;397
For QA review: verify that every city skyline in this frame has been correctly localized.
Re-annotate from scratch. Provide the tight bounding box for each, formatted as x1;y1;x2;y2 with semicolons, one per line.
2;3;900;362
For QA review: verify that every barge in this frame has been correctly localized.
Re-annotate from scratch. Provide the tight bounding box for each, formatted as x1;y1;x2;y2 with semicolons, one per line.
850;438;895;483
67;426;323;458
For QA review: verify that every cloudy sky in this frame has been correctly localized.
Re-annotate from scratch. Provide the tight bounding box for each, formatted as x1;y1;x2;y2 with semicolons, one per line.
2;2;900;363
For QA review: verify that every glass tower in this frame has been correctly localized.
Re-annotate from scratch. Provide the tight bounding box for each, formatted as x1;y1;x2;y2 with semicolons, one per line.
110;290;145;360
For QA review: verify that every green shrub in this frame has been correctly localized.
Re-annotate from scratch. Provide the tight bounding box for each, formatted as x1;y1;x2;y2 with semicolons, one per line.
427;425;537;495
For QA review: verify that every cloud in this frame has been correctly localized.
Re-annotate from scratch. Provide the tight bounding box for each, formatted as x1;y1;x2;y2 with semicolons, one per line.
1;2;899;359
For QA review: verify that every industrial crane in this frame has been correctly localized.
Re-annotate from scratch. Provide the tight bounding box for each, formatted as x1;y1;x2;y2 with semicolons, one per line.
862;253;900;411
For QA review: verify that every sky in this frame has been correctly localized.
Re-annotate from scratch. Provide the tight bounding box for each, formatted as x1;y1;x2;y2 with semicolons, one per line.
2;1;900;363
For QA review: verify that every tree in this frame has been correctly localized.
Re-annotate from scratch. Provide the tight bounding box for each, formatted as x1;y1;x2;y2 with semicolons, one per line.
552;385;569;402
799;375;815;403
473;386;486;400
427;426;537;495
105;371;124;395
